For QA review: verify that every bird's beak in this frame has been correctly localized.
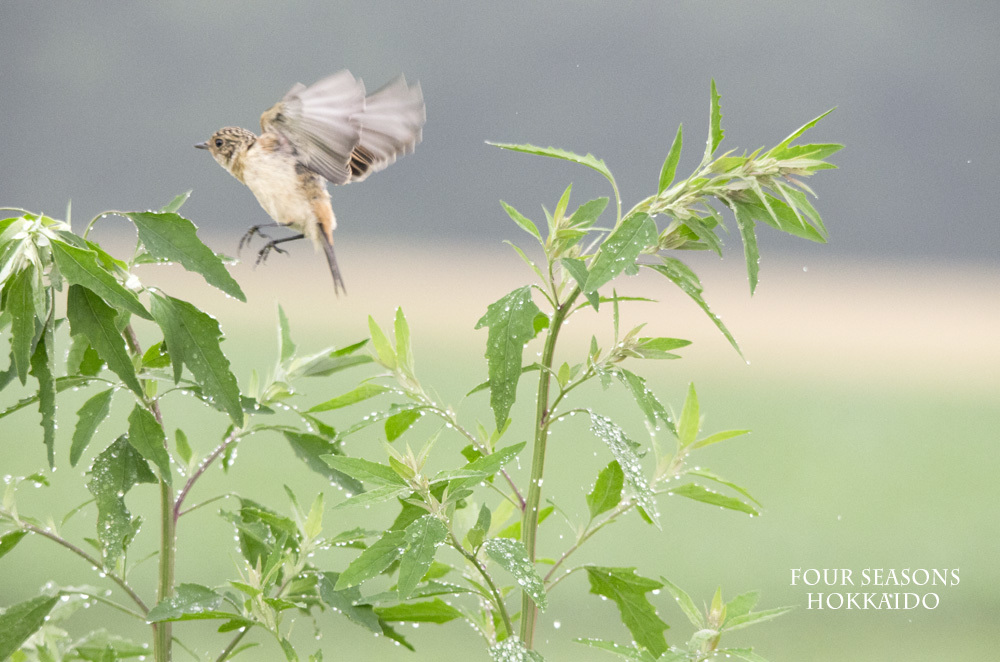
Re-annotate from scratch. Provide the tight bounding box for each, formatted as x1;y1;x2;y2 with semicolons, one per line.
194;142;209;150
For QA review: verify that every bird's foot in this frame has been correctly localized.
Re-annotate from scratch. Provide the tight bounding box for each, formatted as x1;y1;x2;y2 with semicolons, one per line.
238;225;272;254
255;240;289;266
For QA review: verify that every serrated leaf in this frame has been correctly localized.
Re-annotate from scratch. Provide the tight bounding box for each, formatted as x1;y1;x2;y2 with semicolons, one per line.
316;571;382;632
150;292;243;425
307;383;389;412
0;530;28;560
482;537;547;610
585;567;668;656
335;530;407;590
126;405;171;484
70;388;115;466
488;142;616;192
127;211;245;301
320;456;407;488
475;286;542;428
283;432;363;495
705;79;724;160
277;305;296;363
0;594;60;659
660;577;704;628
770;108;836;156
146;583;226;622
5;265;41;386
589;413;659;527
658;124;684;194
648;258;742;359
500;201;543;243
587;461;624;519
66;285;143;396
724;606;793;632
374;598;462;624
670;483;758;515
731;201;760;294
50;240;152;319
397;515;449;599
569;196;609;229
385;408;422;442
86;436;157;569
584;213;657;292
29;325;56;467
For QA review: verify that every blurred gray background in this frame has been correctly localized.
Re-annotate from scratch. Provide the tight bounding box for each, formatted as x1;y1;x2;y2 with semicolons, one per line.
2;1;998;263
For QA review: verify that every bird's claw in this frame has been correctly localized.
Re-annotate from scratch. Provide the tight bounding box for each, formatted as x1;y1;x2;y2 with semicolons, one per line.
238;225;271;254
255;240;288;266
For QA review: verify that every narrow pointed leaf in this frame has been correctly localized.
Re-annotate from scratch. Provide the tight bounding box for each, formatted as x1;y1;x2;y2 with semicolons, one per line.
128;211;245;301
0;595;60;659
731;201;760;294
678;383;700;447
146;583;226;622
585;566;668;656
160;190;192;214
397;515;449;599
724;606;794;631
70;388;115;466
307;383;389;412
374;599;462;624
385;408;423;442
126;404;171;484
658;124;684;194
705;79;724;160
277;305;296;363
475;286;542;428
367;316;396;369
589;413;659;527
500;201;543;243
692;429;750;450
394;307;413;375
285;432;363;495
321;455;407;487
317;572;382;632
29;326;56;467
66;285;143;396
50;240;152;319
0;530;28;560
335;530;407;590
483;537;548;610
660;577;704;628
771;108;836;155
584;213;657;292
569;197;609;228
617;369;670;428
576;639;659;662
6;266;38;384
686;467;762;507
488;142;616;192
670;483;758;515
561;257;599;309
150;292;243;425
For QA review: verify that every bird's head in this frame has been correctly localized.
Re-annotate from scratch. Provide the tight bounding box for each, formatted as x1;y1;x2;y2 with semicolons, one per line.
195;127;257;177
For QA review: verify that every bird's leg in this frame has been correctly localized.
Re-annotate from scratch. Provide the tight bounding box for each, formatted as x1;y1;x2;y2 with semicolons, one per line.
256;233;306;266
238;223;283;254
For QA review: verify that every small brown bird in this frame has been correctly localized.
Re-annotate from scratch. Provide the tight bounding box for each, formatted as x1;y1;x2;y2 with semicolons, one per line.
196;70;425;293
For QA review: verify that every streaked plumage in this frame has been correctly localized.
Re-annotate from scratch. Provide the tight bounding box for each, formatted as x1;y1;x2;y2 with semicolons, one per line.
197;70;425;293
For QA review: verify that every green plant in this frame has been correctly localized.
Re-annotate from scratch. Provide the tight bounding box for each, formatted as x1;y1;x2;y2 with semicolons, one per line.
0;81;839;661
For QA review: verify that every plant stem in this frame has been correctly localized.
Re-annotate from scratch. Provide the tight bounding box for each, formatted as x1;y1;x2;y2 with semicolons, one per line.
215;628;250;662
450;534;514;639
519;287;579;647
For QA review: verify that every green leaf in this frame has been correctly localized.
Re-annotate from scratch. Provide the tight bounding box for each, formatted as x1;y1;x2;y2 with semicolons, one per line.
677;383;700;447
50;240;152;319
434;442;526;490
397;515;449;599
285;340;372;379
283;432;364;495
374;598;462;624
335;530;407;590
658;124;684;194
500;201;543;243
770;108;836;156
482;537;548;610
731;200;760;294
127;211;245;301
86;436;157;569
634;337;691;360
0;530;28;560
367;316;396;369
724;606;794;632
488;142;617;192
589;413;659;527
70;388;115;466
475;286;542;428
126;405;171;484
29;326;56;467
705;79;724;160
316;572;382;632
724;591;760;624
488;639;546;662
569;197;609;228
150;292;244;425
575;639;660;662
5;266;39;385
175;428;192;465
584;566;668;656
394;307;414;376
717;648;772;662
587;461;624;519
616;369;670;429
0;594;60;659
66;285;143;396
141;341;171;369
670;483;758;515
561;258;599;310
320;455;407;488
584;213;657;292
648;257;742;359
685;467;762;507
307;383;389;412
146;583;227;622
277;305;296;363
692;428;750;450
660;577;704;628
385;408;423;442
160;190;192;214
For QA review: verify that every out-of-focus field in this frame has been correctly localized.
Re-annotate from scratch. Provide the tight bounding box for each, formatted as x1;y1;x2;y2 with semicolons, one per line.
2;239;998;661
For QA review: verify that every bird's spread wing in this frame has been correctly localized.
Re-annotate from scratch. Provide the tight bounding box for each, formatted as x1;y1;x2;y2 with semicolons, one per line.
261;70;366;185
348;75;425;183
261;70;425;186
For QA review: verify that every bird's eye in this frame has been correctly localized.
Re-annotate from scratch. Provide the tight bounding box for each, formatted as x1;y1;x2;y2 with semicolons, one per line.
214;138;224;148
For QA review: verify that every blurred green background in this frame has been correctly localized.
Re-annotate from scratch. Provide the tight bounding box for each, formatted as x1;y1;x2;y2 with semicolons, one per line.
2;1;999;660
